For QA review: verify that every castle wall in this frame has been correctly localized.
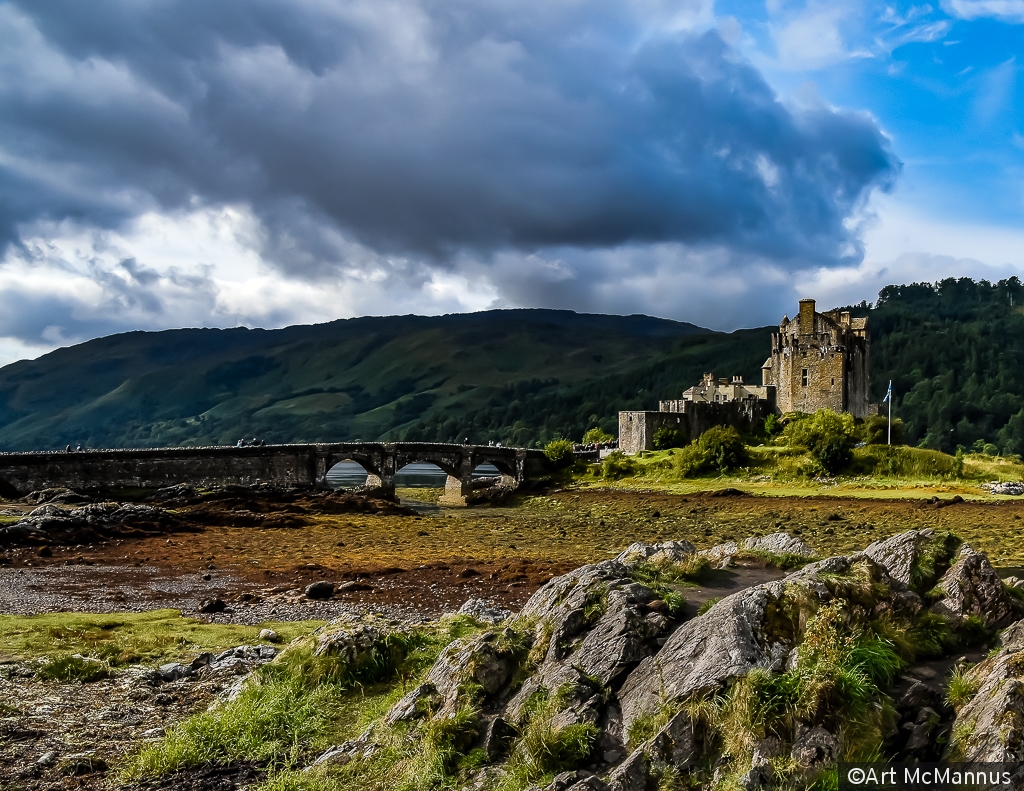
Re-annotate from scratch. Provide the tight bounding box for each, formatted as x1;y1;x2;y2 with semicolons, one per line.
618;396;774;454
618;411;689;454
770;300;871;416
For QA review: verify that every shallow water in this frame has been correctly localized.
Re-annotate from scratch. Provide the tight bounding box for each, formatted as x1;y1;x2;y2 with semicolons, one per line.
326;460;501;488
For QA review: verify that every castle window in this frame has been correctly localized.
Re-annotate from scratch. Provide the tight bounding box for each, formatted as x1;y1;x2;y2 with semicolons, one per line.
831;377;834;386
801;368;808;386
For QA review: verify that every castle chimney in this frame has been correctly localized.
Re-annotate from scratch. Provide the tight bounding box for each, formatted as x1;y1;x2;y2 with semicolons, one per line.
799;299;815;335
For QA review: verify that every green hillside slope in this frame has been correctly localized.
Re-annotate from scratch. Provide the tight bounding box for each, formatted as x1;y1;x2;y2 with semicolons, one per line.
0;310;767;450
865;277;1024;454
4;277;1022;453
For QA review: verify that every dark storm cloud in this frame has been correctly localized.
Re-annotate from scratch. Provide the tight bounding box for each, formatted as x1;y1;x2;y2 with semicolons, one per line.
0;0;898;274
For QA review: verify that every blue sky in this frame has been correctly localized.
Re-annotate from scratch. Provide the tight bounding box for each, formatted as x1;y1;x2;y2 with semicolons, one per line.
0;0;1021;365
721;0;1023;222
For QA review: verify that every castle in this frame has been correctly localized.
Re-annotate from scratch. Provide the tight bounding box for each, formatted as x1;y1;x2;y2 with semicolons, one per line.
618;298;873;453
763;298;872;417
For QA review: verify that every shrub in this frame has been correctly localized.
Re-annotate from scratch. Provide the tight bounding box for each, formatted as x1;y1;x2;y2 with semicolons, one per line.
953;447;965;478
543;439;575;468
672;426;747;477
652;426;683;450
600;451;635;479
697;597;722;616
861;415;904;445
696;426;747;471
581;427;613;445
783;410;856;474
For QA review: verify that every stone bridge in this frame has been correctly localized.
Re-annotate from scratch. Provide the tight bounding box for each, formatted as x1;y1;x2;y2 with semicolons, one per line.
0;443;548;506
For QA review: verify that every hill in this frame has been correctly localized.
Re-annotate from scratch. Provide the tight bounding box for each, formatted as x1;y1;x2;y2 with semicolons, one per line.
4;277;1024;453
863;276;1024;454
0;310;769;450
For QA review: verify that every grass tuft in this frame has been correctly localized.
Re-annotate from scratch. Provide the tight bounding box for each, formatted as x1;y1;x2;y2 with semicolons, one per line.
36;652;109;683
945;664;980;712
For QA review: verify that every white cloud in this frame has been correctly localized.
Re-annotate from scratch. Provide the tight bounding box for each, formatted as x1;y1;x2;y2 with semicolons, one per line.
797;194;1024;308
942;0;1024;22
0;206;500;365
768;3;873;71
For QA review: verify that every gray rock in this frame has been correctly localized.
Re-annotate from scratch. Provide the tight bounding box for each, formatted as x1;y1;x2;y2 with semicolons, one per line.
336;580;373;592
157;662;191;682
699;541;738;569
983;481;1024;495
607;748;648;791
743;532;816;557
617;582;783;735
481;716;515;760
945;638;1024;762
189;652;213;671
258;628;280;642
314;618;395;663
615;540;696;566
789;727;839;768
305;581;335;600
385;628;519;722
647;710;697;770
544;770;603;791
903;707;941;753
861;530;925;587
930;544;1024;628
458;598;512;624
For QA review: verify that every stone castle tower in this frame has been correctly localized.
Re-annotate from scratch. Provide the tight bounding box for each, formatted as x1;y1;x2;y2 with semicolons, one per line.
762;298;872;417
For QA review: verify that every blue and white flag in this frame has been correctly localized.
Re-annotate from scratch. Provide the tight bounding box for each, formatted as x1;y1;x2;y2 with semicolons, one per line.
882;380;892;403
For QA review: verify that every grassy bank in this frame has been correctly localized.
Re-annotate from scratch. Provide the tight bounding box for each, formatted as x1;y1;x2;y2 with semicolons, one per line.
579;445;1024;499
0;609;324;669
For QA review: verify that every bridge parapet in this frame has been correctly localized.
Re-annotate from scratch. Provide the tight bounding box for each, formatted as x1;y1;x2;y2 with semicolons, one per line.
0;442;547;505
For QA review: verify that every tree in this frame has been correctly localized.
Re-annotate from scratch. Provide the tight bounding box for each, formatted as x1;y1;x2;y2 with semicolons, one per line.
652;426;683;450
543;438;575;468
783;409;856;474
675;425;747;476
861;415;904;445
582;426;614;444
695;425;747;472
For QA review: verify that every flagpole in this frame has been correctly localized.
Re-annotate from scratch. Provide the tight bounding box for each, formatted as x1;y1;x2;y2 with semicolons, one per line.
888;380;892;446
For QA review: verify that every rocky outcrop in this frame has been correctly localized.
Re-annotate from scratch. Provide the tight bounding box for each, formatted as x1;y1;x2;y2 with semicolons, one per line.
205;530;1024;791
458;598;512;624
860;528;961;590
743;532;816;557
930;544;1024;628
0;502;194;547
945;620;1024;765
617;582;785;734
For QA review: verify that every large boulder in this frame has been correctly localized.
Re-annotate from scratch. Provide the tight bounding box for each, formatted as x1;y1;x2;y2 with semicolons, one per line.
945;626;1024;766
743;532;816;558
616;581;786;735
614;541;695;566
859;529;960;590
861;531;926;587
930;544;1024;628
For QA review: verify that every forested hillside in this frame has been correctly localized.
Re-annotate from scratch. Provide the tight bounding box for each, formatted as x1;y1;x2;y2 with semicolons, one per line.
866;277;1024;454
1;278;1022;452
0;310;765;450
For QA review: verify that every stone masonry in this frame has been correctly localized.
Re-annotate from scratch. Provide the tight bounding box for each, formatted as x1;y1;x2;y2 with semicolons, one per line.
762;298;872;417
618;297;874;453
